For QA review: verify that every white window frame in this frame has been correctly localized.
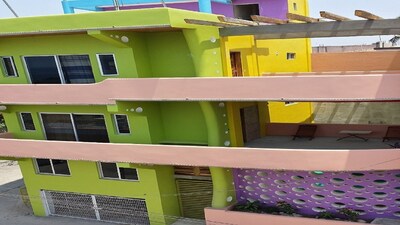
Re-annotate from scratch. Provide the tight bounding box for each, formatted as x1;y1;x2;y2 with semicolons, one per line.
34;158;71;176
287;52;296;60
113;114;131;135
22;54;93;84
1;56;18;77
19;112;36;131
98;162;139;182
96;53;119;76
39;112;109;142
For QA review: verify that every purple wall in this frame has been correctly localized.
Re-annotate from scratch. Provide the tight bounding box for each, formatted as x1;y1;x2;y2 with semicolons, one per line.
234;169;400;221
232;0;288;19
102;2;234;17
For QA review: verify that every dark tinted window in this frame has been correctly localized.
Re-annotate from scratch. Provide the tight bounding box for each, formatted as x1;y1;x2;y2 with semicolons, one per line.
41;114;76;141
72;115;109;142
52;159;70;175
101;162;119;178
36;159;53;174
20;112;35;131
115;115;130;134
59;55;95;84
25;56;62;84
119;168;138;180
98;55;117;75
1;57;17;76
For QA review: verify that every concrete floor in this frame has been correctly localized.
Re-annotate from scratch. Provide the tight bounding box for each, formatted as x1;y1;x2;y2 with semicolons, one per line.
0;160;205;225
245;136;396;150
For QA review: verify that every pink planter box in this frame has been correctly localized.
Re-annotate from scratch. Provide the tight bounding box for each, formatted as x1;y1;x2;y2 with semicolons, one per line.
205;207;363;225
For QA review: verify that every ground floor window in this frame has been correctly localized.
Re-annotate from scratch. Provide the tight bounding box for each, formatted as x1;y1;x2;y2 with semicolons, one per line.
99;162;138;181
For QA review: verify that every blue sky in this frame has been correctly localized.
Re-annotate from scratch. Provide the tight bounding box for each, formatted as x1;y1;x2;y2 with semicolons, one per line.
0;0;398;46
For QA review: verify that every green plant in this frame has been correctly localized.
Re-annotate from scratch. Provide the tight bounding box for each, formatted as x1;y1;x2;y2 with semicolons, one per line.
339;208;359;222
233;201;263;213
0;113;6;133
276;201;296;215
317;211;335;220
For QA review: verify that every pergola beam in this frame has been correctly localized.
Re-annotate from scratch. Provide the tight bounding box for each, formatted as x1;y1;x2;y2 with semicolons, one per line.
355;10;382;20
251;15;289;24
320;11;350;21
287;13;319;23
184;18;237;27
219;18;400;39
217;16;259;26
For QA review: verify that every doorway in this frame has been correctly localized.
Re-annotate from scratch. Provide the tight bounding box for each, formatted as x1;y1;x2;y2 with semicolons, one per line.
230;52;243;77
240;105;261;143
234;4;260;20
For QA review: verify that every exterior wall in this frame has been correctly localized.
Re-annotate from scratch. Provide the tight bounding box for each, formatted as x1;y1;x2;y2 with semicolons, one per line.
311;51;400;72
221;36;313;125
19;159;179;224
232;0;288;19
233;169;400;220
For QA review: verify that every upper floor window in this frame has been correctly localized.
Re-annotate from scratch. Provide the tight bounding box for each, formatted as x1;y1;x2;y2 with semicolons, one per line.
113;114;130;134
99;162;138;181
35;158;70;175
1;56;18;77
287;53;296;60
97;54;118;76
293;2;298;11
24;55;95;84
40;113;109;143
19;112;36;131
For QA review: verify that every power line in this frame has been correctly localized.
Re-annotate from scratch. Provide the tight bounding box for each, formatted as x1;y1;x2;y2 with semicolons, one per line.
1;0;18;17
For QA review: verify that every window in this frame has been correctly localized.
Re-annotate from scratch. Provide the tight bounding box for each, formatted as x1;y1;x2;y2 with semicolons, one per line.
35;159;70;175
40;113;109;143
284;101;298;106
1;56;18;77
234;4;260;20
293;2;298;11
97;54;118;76
287;53;296;60
20;112;36;131
24;55;95;84
99;162;138;181
114;114;130;134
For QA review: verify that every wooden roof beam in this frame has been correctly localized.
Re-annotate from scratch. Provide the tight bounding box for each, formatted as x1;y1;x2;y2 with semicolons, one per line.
217;16;259;26
320;11;350;21
355;10;382;20
287;13;320;23
251;15;289;25
184;19;237;27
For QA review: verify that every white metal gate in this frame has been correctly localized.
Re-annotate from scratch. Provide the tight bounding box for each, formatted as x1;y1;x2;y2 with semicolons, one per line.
42;190;150;225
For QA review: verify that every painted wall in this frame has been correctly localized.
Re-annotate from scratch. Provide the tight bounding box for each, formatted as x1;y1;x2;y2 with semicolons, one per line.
233;168;400;221
19;159;180;225
232;0;288;19
312;51;400;72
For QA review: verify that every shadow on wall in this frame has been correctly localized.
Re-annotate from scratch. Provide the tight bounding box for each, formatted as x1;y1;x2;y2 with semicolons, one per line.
312;102;400;125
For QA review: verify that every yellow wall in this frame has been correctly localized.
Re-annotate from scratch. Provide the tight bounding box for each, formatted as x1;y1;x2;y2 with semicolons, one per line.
288;0;309;16
222;21;313;146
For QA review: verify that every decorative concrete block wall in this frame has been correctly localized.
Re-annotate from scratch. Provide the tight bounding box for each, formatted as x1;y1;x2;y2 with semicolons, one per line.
233;169;400;221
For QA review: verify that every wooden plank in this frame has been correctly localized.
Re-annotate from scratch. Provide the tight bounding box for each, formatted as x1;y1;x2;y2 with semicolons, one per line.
217;16;258;26
251;15;289;24
320;11;350;21
219;18;400;39
355;10;382;20
184;19;236;27
287;12;319;23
